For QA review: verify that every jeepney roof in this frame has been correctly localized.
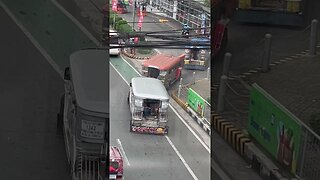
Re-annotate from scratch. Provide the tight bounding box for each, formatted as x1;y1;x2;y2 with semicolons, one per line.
70;49;109;114
142;54;185;71
109;146;122;160
131;77;170;100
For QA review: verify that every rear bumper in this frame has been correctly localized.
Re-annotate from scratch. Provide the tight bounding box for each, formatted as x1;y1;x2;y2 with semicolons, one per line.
130;125;168;135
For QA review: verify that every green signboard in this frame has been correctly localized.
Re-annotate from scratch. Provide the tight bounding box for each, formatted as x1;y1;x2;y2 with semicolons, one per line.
187;88;205;117
248;84;301;174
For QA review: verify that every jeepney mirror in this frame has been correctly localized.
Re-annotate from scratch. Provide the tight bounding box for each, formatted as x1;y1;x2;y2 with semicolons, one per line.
129;82;132;87
64;67;71;80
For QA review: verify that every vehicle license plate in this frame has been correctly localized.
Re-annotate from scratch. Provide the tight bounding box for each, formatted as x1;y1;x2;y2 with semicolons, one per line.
81;120;105;139
109;174;117;179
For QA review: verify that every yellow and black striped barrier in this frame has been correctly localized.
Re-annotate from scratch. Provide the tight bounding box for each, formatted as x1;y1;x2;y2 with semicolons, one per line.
211;114;251;156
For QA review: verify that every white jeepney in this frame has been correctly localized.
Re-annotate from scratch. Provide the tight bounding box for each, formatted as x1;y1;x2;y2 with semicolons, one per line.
128;77;170;134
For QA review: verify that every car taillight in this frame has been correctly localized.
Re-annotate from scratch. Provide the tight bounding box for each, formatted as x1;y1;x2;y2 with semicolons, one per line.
109;161;119;172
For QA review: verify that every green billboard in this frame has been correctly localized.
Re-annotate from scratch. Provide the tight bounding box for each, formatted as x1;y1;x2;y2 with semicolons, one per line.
187;88;205;117
248;84;301;174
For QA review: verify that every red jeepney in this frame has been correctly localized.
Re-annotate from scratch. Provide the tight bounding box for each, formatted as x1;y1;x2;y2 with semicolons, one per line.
142;54;185;88
109;146;124;179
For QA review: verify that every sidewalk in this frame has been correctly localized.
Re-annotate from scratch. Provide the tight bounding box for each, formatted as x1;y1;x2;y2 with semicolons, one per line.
221;45;320;180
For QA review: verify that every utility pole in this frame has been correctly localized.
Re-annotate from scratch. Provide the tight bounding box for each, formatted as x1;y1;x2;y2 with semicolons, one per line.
132;0;136;31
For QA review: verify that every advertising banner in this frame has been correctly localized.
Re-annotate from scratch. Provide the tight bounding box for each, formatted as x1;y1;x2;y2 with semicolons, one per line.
187;88;205;117
247;83;302;174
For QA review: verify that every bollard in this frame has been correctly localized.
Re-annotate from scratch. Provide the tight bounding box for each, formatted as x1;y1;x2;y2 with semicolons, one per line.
207;67;210;79
217;75;228;113
309;19;318;56
178;84;182;98
193;72;196;84
262;34;272;72
222;53;232;76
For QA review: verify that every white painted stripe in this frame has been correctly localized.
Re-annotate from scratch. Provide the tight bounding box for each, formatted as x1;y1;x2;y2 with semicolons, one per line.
116;139;131;166
165;135;199;180
154;49;162;54
120;56;210;152
0;1;63;79
169;104;210;152
110;62;130;86
50;0;100;46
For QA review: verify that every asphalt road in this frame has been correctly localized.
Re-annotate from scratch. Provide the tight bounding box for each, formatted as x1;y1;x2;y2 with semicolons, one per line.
0;6;69;180
110;56;211;180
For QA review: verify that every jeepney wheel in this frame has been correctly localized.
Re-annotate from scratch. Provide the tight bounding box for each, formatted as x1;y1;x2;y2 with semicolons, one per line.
57;94;64;131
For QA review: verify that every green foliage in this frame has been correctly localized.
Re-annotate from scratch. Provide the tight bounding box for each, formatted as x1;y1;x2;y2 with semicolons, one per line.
115;19;126;29
115;16;123;22
117;23;133;34
309;113;320;135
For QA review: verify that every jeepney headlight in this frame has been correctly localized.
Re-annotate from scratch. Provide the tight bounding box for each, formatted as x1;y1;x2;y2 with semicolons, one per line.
185;49;190;53
135;99;143;107
161;101;169;109
200;50;206;54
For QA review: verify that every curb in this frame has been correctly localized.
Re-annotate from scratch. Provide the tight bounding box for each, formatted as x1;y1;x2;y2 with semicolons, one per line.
122;49;151;60
211;114;251;156
211;114;293;180
171;89;211;136
186;107;211;135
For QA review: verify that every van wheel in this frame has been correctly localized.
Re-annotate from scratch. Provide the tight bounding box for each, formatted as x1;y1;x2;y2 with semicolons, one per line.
57;94;64;131
129;121;132;132
127;92;130;104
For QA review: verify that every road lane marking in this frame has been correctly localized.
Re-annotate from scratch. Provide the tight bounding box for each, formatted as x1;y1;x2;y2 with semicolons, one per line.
110;63;199;179
50;0;100;46
0;0;63;79
116;139;131;166
154;49;162;54
165;136;199;180
120;56;210;153
110;62;130;86
168;104;210;152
